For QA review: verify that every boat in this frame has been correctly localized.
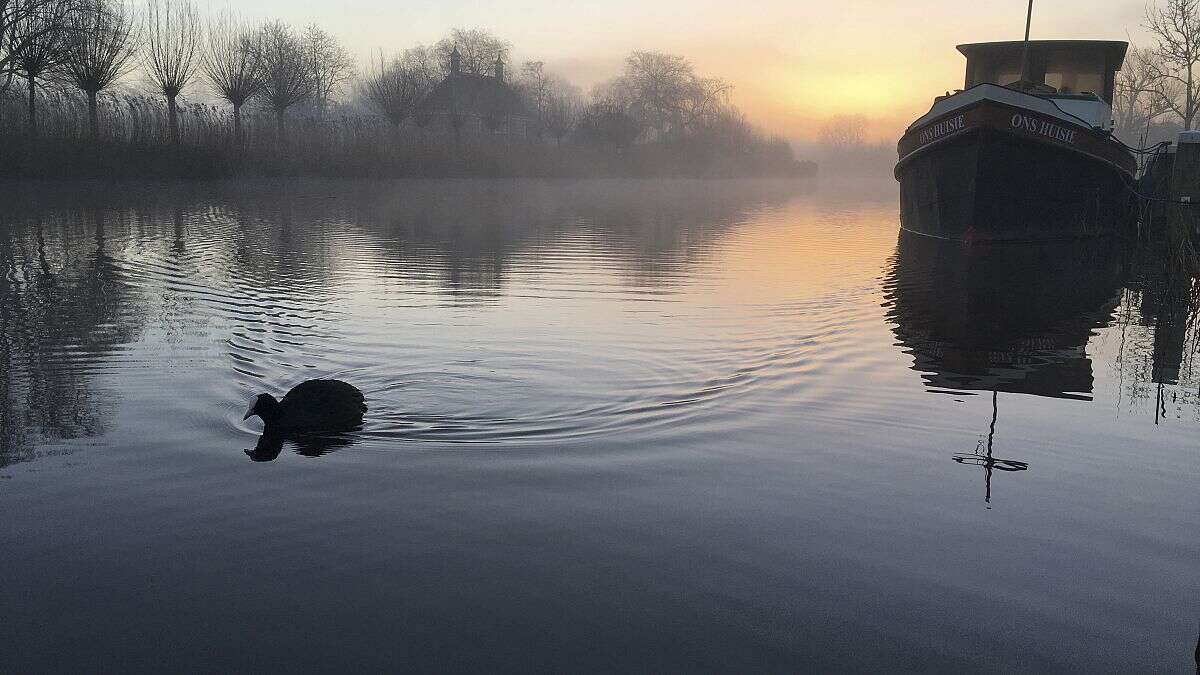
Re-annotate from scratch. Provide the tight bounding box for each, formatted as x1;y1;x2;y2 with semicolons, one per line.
895;36;1137;241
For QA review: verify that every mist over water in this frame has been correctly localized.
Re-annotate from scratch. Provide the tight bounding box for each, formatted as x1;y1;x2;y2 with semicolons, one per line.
0;178;1195;670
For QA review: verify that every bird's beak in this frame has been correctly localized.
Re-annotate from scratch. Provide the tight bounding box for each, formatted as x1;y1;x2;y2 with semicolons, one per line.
243;404;255;421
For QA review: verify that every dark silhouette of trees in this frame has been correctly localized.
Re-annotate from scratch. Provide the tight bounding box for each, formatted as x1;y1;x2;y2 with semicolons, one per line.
200;12;259;144
0;15;807;178
144;0;199;145
302;23;353;111
1;0;77;97
251;20;313;144
361;48;433;127
61;0;140;138
7;0;75;138
517;60;582;141
542;82;582;144
575;102;639;149
433;28;508;77
591;51;732;141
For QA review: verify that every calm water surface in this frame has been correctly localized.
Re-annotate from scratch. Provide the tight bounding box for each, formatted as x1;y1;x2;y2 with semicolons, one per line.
1;178;1196;671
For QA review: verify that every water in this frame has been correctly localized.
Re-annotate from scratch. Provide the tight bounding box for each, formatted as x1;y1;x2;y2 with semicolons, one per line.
1;178;1195;671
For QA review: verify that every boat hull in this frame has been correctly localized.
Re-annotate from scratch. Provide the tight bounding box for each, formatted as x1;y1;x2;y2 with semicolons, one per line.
896;97;1136;241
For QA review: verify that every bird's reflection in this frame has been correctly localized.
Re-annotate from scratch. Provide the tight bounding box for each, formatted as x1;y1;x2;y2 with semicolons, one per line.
245;432;360;462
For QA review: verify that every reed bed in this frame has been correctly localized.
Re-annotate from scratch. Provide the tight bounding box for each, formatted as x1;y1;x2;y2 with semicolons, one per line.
0;89;814;179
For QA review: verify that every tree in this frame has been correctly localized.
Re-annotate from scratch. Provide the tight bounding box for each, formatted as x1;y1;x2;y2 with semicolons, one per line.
433;27;508;77
622;51;696;138
61;0;141;138
251;20;313;144
683;76;732;131
0;0;79;97
1115;46;1176;140
7;0;76;138
517;60;581;139
818;114;867;149
541;79;582;144
575;102;639;149
518;60;551;118
302;24;353;111
144;0;199;144
360;48;433;127
201;12;259;144
1146;0;1200;130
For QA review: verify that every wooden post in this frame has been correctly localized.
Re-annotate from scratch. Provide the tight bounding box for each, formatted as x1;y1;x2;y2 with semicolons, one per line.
1170;131;1200;241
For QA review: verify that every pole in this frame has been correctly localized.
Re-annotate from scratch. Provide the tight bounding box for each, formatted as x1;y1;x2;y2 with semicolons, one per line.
1019;0;1035;84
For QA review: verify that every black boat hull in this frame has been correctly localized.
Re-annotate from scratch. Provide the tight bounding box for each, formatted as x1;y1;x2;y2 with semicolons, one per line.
897;127;1134;241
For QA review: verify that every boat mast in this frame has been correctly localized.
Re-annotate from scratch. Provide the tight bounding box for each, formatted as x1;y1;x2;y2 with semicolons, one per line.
1019;0;1035;84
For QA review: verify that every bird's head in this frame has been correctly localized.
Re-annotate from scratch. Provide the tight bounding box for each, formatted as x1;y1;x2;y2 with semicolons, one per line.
243;393;281;423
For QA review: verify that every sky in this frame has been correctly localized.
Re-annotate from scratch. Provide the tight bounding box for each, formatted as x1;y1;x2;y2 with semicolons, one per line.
227;0;1151;143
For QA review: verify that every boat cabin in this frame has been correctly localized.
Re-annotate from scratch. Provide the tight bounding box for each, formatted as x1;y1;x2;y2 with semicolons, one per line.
957;40;1128;128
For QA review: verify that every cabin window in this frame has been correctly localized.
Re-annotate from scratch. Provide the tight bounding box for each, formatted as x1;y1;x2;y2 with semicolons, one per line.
1042;52;1106;96
962;43;1121;102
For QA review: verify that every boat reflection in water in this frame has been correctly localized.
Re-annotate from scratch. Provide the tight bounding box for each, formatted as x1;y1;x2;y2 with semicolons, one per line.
884;230;1125;502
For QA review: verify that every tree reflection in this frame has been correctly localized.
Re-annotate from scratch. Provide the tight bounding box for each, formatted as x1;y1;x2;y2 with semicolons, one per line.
0;207;147;466
0;178;808;465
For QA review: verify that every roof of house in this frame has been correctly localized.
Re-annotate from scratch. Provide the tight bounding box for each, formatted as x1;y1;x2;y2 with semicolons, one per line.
415;73;528;119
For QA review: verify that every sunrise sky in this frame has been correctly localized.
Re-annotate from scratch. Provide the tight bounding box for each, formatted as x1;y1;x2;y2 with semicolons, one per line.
230;0;1150;143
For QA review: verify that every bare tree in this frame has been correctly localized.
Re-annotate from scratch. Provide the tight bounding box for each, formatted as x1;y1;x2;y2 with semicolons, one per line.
7;0;76;137
818;114;867;149
1146;0;1200;129
302;24;353;111
200;12;259;143
251;20;313;143
622;51;697;138
517;61;581;140
518;60;551;118
433;27;508;76
1115;45;1176;140
144;0;199;144
575;101;639;149
542;80;582;144
0;0;79;96
360;48;432;127
684;76;732;131
62;0;140;138
400;44;439;83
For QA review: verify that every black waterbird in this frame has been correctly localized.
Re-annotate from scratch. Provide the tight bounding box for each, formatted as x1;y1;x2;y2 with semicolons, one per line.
243;380;366;461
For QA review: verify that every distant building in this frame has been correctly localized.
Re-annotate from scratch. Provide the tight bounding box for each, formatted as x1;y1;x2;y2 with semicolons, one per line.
414;47;533;140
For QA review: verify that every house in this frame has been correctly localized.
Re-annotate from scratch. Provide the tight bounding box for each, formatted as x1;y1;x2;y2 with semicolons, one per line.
413;47;533;140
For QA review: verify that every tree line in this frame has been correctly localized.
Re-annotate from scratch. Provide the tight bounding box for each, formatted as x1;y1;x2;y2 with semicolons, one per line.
0;1;811;178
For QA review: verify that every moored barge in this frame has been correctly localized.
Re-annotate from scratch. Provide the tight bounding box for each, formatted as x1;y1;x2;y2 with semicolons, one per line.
896;40;1136;241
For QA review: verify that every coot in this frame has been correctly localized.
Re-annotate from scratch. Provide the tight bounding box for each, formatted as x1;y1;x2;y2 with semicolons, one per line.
243;379;367;434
